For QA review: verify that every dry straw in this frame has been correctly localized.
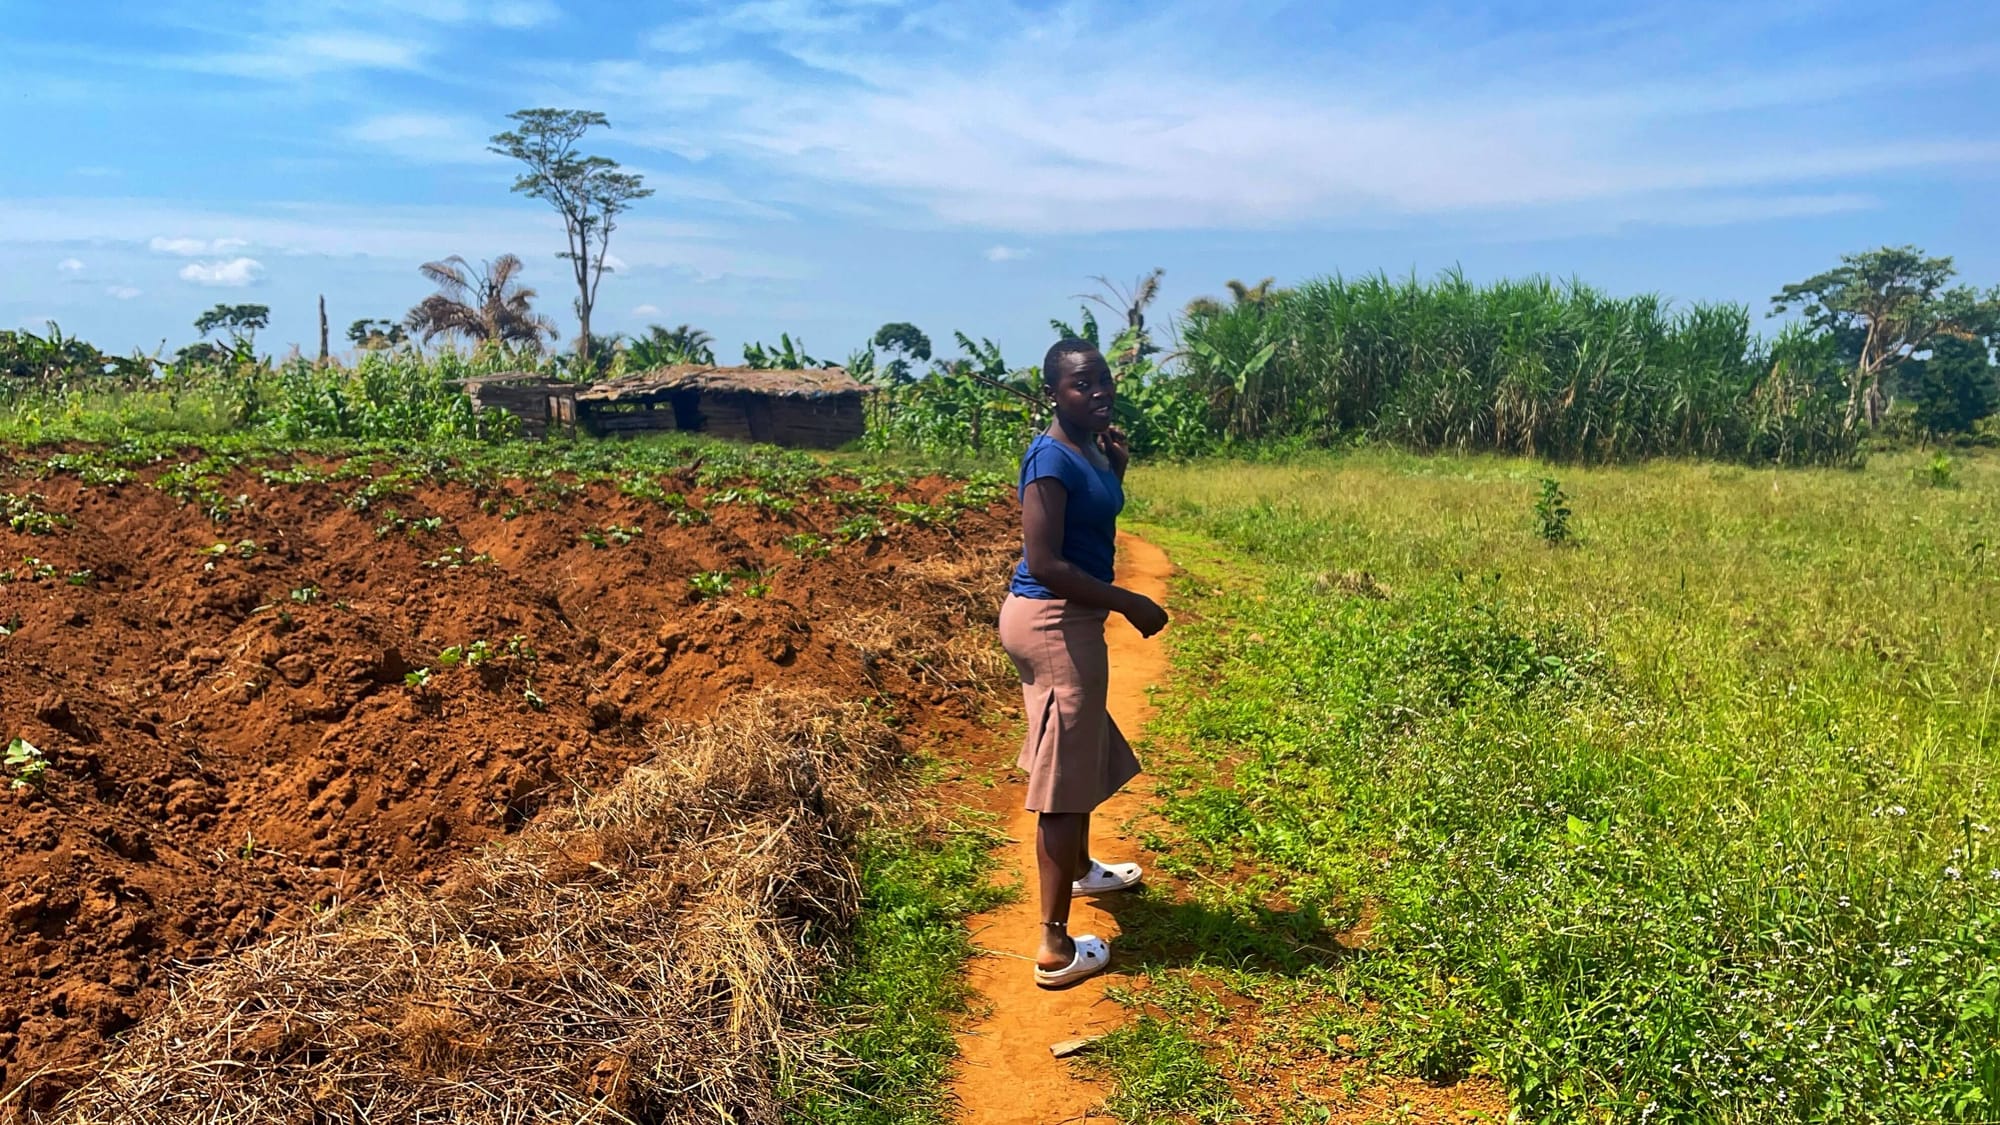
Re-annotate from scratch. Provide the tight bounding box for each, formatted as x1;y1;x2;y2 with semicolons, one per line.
51;538;1015;1125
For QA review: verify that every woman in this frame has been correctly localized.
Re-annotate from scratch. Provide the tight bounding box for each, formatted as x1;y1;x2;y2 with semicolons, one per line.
999;337;1170;988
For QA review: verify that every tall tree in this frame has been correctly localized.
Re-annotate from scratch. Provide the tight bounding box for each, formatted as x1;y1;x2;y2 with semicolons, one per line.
346;318;408;349
1079;268;1165;360
403;254;556;349
193;304;270;351
1186;276;1281;319
1902;335;2000;436
489;109;653;367
871;322;932;382
1771;246;2000;433
1226;277;1279;307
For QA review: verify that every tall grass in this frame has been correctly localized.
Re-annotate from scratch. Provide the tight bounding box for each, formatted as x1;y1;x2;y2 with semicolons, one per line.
1121;449;2000;1121
1180;272;1854;463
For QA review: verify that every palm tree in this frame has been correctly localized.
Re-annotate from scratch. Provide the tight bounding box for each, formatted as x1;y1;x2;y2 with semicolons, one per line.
1226;277;1278;307
1186;277;1280;319
1078;268;1165;360
402;254;556;350
628;323;715;367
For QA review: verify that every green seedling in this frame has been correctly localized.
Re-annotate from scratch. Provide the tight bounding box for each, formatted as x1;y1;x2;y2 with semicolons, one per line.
65;569;94;587
201;538;260;560
1534;478;1573;546
783;533;831;559
290;585;321;604
2;493;70;536
422;546;492;569
892;500;953;528
404;668;432;688
521;684;546;711
1;558;60;583
6;738;49;792
836;514;887;543
688;570;734;599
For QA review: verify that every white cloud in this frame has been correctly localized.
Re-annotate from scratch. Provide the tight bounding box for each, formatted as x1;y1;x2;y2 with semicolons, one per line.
1;199;802;286
180;258;265;287
187;31;426;79
489;0;560;28
342;113;501;164
151;236;249;256
570;3;2000;234
601;253;629;272
984;245;1030;262
57;258;85;274
106;285;143;300
632;303;661;316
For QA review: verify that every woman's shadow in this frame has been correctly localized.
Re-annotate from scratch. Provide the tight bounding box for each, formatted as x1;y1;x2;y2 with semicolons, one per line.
1089;880;1363;977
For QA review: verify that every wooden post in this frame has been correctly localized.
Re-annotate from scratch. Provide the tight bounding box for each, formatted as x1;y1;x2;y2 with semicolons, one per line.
318;296;329;366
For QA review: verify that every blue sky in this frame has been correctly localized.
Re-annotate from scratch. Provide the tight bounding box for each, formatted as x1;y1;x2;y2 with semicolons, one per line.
3;0;1997;365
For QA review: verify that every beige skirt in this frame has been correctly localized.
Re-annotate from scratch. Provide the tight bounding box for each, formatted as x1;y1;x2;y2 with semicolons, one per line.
998;593;1141;814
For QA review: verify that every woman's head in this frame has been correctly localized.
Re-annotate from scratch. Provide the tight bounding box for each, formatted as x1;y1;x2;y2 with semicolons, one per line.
1042;337;1115;434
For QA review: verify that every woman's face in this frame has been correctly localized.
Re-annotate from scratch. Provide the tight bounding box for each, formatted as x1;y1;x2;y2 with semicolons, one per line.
1048;350;1116;433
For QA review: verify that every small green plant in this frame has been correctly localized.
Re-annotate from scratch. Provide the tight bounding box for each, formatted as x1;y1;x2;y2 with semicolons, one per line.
5;738;49;793
1534;477;1573;546
404;667;432;688
201;538;261;560
0;557;59;583
2;493;69;536
422;546;492;569
290;585;321;604
65;569;94;587
783;532;830;559
892;500;953;528
521;684;546;711
0;616;20;637
1920;450;1958;488
742;568;776;598
689;570;734;599
836;513;888;543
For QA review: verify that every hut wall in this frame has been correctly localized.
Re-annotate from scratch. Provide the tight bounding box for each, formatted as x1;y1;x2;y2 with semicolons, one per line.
577;389;866;448
767;396;865;449
465;384;575;439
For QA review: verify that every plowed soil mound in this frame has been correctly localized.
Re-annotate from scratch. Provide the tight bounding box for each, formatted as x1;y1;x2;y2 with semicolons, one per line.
0;447;1011;1110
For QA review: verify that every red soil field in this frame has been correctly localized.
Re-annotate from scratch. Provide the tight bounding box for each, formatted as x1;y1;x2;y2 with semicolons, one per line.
0;448;1010;1112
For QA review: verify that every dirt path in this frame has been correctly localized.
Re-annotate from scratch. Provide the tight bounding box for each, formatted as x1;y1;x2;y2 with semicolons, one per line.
951;532;1175;1125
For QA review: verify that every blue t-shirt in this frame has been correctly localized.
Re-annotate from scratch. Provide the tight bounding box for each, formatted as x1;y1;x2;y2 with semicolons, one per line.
1010;433;1123;598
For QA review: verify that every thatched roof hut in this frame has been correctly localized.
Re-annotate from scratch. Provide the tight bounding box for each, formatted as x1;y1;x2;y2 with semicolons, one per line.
577;365;872;449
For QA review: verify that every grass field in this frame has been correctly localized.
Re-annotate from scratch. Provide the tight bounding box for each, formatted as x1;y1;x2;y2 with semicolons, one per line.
1093;448;2000;1123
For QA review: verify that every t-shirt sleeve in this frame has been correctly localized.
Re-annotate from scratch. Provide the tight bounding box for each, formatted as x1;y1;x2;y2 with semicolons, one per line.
1019;444;1081;494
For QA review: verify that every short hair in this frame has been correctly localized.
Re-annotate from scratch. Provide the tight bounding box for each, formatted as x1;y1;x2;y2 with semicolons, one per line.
1042;337;1102;387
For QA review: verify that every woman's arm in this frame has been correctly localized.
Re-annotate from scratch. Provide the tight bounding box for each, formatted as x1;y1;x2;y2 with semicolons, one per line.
1021;477;1167;635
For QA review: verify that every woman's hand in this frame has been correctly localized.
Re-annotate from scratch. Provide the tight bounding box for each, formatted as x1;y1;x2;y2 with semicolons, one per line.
1119;592;1169;638
1099;426;1130;477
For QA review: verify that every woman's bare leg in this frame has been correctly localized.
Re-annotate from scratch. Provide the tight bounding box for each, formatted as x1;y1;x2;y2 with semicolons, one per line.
1036;812;1086;969
1076;813;1093;880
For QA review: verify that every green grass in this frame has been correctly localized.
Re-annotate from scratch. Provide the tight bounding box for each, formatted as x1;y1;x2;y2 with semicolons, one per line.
785;818;1011;1125
1099;448;2000;1123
